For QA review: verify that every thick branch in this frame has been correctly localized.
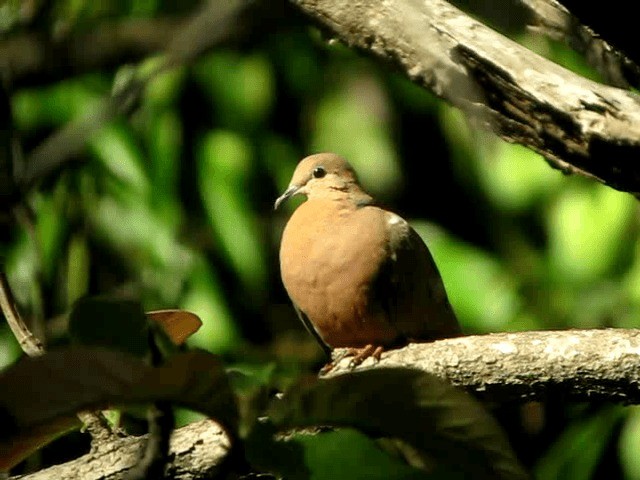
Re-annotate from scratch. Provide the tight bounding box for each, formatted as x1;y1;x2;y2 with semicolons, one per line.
11;420;231;480
326;329;640;403
10;329;640;478
290;0;640;194
519;0;640;88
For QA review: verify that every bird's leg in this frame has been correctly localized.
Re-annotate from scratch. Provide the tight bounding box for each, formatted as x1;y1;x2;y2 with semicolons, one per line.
319;345;385;375
346;344;384;367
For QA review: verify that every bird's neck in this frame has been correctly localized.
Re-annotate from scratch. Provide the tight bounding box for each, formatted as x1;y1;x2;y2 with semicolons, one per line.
308;184;374;208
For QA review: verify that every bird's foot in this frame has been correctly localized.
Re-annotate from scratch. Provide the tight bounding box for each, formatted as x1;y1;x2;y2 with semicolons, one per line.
319;345;384;375
346;344;384;368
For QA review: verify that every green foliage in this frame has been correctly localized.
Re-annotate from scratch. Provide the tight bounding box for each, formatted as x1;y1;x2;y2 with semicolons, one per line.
1;1;639;477
268;368;528;480
536;406;624;480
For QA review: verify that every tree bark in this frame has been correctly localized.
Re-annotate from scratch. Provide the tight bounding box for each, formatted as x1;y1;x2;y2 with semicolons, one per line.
12;329;640;478
11;420;230;480
326;329;640;403
290;0;640;195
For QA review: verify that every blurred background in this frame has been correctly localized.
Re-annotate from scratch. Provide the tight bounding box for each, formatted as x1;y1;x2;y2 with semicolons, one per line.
1;0;640;478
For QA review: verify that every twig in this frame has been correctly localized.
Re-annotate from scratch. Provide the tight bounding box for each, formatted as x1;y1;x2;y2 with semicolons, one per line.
0;271;44;357
123;402;175;480
123;331;176;479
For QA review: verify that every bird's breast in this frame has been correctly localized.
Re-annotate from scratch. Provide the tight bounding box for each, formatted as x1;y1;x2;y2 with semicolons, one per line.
279;201;399;347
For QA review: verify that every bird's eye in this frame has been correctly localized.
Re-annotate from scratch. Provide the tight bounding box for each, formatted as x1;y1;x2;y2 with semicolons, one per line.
312;166;326;178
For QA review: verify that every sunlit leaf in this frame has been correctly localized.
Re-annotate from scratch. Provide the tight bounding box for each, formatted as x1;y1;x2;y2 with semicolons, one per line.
144;62;186;107
269;368;529;480
477;140;563;211
146;309;202;346
0;325;21;371
547;181;635;283
90;123;150;197
12;79;103;130
34;192;68;283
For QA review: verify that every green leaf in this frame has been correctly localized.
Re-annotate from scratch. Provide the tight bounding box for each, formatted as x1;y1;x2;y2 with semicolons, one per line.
412;222;521;331
536;406;623;480
296;429;428;480
547;180;635;283
68;296;150;357
180;259;240;353
195;51;274;129
269;368;529;480
244;420;310;480
619;407;640;480
198;131;267;294
90;123;150;197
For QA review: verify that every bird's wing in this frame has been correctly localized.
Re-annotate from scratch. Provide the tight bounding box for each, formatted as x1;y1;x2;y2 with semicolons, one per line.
373;212;462;341
293;303;332;356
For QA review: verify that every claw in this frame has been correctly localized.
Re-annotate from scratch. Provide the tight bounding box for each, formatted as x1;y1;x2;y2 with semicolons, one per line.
320;345;385;374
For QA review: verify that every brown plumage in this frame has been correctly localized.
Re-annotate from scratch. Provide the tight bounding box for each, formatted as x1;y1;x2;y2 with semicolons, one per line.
275;153;461;359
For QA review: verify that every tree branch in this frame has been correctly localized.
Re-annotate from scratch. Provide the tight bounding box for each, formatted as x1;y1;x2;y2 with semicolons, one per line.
290;0;640;194
9;329;640;478
518;0;640;88
325;329;640;404
10;420;231;480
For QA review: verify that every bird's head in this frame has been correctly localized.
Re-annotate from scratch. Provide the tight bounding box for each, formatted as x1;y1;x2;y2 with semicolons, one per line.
274;153;363;209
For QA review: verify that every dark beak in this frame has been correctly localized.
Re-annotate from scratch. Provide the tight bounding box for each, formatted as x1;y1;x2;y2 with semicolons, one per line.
274;185;300;210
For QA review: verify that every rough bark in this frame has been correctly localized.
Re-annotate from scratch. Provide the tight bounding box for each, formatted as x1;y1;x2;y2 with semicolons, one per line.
12;420;231;480
290;0;640;194
326;329;640;403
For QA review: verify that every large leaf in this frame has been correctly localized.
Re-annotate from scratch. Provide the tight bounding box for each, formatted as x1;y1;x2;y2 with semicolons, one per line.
268;368;529;480
68;297;150;357
0;348;238;468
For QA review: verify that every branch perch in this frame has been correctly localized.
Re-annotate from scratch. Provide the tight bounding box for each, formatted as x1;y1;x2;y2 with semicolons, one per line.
9;328;640;478
290;0;640;194
326;329;640;403
11;420;231;480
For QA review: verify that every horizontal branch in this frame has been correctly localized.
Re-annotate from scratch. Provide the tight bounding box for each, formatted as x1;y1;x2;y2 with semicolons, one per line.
326;329;640;403
290;0;640;194
12;420;231;480
12;329;640;478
